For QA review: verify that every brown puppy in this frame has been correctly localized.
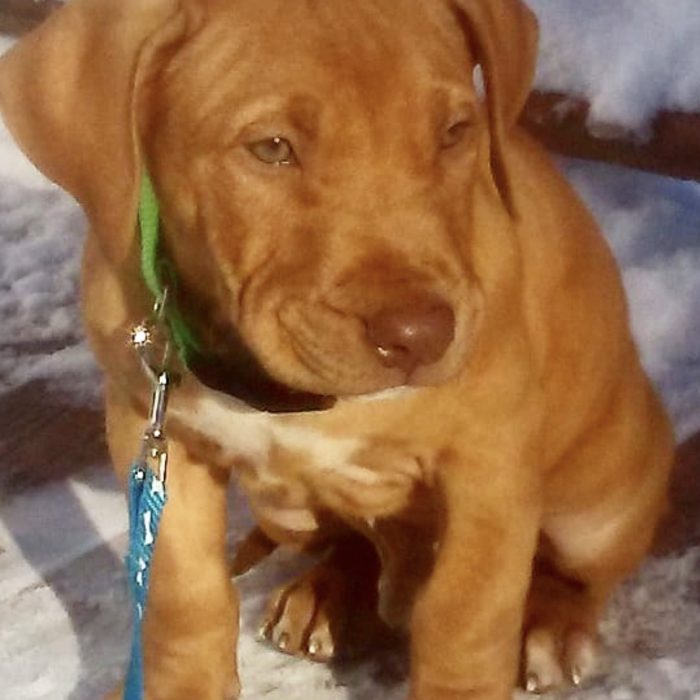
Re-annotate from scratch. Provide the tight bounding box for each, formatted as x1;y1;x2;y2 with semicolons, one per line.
0;0;673;698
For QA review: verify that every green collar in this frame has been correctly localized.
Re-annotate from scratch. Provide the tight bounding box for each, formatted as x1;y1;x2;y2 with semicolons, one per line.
138;172;201;365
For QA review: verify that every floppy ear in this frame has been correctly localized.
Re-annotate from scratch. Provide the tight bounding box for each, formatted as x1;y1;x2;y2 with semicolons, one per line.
0;0;187;266
452;0;538;213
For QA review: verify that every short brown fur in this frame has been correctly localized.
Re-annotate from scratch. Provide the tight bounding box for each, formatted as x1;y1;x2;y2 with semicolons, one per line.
0;1;673;698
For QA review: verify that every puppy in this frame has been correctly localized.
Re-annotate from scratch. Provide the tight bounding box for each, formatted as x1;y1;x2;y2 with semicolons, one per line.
0;0;673;698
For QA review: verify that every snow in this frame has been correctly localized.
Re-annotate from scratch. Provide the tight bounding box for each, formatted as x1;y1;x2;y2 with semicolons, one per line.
563;161;700;439
528;0;700;134
0;180;96;404
1;8;700;700
0;105;53;189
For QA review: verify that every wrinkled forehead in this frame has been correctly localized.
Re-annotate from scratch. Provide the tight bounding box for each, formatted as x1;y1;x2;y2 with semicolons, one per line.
157;0;477;136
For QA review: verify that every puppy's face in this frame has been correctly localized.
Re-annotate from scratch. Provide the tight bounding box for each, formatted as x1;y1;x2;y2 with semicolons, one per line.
142;0;490;397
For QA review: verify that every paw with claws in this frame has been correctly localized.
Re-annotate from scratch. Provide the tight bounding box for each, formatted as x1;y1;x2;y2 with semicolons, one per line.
523;626;597;694
259;572;342;662
258;538;388;662
521;572;599;694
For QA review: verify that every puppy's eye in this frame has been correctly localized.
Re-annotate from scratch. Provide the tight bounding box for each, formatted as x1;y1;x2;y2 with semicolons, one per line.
441;120;473;149
247;136;298;166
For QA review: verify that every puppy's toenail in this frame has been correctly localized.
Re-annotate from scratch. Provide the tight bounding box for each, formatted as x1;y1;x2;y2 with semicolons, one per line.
277;632;290;650
571;666;583;687
257;623;270;641
307;638;321;656
526;674;542;694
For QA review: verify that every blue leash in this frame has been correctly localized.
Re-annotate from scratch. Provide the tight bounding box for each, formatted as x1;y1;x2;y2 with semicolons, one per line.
123;318;173;700
124;463;167;699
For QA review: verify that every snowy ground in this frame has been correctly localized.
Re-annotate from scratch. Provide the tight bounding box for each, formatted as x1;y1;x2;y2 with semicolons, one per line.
529;0;700;134
1;3;700;699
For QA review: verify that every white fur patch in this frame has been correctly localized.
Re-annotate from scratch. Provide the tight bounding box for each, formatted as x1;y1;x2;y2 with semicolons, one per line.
544;505;635;566
171;390;369;490
171;388;424;531
172;390;361;465
171;392;277;464
253;506;320;533
271;423;361;473
342;386;417;404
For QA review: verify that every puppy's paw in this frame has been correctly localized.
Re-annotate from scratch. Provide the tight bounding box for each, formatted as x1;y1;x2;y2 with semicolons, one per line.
259;563;348;662
259;544;388;662
522;572;599;693
523;626;597;694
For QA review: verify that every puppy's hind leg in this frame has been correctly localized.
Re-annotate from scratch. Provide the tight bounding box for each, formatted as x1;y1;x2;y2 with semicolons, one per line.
523;390;673;694
523;506;662;694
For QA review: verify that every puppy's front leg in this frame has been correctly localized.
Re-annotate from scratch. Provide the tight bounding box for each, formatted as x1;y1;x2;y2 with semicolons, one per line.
409;451;540;700
106;387;240;700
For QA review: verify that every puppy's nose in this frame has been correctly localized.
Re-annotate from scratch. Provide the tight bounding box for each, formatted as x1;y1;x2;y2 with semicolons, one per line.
366;301;455;373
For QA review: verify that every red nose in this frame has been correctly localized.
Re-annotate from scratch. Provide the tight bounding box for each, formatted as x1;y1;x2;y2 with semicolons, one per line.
365;300;455;373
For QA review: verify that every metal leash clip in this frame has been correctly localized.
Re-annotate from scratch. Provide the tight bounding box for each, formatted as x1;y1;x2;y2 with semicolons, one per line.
138;371;170;484
130;289;175;485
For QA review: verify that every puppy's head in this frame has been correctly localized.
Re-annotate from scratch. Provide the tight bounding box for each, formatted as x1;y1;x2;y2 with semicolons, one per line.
0;0;537;399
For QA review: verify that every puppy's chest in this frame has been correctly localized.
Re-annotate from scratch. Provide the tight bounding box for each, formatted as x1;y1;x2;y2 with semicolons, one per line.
172;392;363;512
171;392;425;530
178;392;360;459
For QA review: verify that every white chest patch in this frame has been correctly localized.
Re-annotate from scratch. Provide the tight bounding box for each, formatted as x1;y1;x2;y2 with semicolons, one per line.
171;391;360;467
171;392;277;464
171;390;418;528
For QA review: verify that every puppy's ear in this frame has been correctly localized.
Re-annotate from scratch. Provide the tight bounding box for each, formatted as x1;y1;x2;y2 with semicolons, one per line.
453;0;538;213
0;0;187;266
